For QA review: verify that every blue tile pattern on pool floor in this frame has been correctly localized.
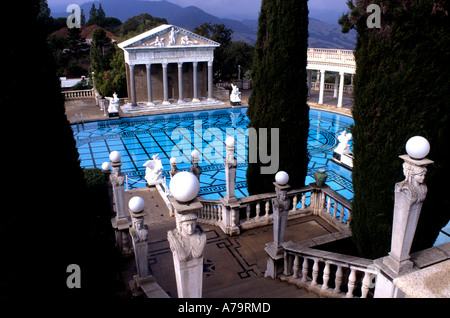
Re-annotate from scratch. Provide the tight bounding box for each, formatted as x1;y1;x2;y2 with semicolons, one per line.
72;108;354;201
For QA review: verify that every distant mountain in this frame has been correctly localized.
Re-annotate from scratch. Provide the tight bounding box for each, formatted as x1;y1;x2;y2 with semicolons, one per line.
52;0;355;49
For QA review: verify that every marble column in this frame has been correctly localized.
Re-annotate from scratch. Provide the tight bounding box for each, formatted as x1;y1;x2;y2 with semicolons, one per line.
162;62;170;105
178;62;185;104
145;64;154;106
333;72;339;98
192;61;200;102
129;64;137;106
207;60;214;101
337;71;345;108
318;69;325;105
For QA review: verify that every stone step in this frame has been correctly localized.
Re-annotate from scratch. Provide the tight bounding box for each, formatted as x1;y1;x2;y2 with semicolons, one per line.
204;275;318;298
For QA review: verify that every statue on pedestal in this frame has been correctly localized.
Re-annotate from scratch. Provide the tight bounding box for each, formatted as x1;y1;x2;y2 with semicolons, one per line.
230;84;241;106
167;213;206;262
335;130;352;155
106;92;120;117
130;216;149;243
143;154;164;186
397;161;428;204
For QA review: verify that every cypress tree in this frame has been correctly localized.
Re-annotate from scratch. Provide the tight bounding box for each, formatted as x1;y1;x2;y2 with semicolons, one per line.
339;0;450;258
2;0;121;299
247;0;310;194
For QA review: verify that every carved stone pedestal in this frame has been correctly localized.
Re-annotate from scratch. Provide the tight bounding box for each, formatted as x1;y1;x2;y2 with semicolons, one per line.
168;197;206;298
265;180;291;278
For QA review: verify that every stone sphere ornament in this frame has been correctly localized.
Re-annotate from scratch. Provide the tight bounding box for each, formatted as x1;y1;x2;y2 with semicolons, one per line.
101;162;111;172
170;171;200;202
405;136;430;160
128;196;145;213
225;136;236;147
191;149;200;159
109;150;121;163
275;171;289;185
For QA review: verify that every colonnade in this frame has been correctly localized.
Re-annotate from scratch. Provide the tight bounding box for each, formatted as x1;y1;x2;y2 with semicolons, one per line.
128;60;214;106
306;69;353;108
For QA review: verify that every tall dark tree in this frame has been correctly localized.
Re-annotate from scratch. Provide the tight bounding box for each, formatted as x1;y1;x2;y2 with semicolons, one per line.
246;0;310;194
2;0;121;300
339;0;450;258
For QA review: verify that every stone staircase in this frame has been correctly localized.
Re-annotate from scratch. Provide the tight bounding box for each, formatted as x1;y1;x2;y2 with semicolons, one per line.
204;275;318;298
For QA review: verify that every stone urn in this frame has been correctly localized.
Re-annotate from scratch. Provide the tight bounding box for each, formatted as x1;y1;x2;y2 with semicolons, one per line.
314;169;328;187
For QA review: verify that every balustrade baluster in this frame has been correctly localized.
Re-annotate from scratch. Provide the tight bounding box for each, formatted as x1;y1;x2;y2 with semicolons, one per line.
256;202;260;219
326;196;331;214
292;255;300;279
217;205;222;222
361;271;371;298
334;266;343;294
212;205;216;221
302;257;309;282
292;195;297;212
346;268;357;298
206;205;211;220
283;252;289;276
311;259;319;286
302;194;306;209
322;262;330;290
333;201;338;219
265;201;270;218
246;204;250;222
339;206;345;223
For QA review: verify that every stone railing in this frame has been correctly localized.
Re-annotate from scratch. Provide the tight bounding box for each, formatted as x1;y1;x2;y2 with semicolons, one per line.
307;48;355;66
63;89;94;100
279;232;377;298
197;183;351;232
311;82;354;93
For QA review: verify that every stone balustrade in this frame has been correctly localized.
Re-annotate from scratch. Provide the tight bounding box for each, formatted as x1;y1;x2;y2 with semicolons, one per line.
311;82;354;93
197;184;352;232
63;89;94;100
280;234;377;298
307;48;356;66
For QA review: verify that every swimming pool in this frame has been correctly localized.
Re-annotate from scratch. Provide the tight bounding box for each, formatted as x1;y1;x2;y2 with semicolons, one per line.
72;108;354;200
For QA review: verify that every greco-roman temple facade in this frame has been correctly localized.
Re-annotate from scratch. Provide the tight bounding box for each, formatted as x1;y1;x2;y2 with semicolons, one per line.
118;24;223;111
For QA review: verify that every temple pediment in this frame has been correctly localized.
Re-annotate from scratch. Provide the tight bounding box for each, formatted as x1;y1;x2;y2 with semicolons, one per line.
118;24;220;49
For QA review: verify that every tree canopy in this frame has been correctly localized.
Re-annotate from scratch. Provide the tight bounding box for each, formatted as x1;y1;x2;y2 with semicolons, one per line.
339;0;450;258
246;0;310;194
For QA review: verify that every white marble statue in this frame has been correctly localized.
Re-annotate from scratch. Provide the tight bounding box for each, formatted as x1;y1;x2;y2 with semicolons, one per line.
335;130;352;155
169;27;179;46
167;213;206;261
230;84;241;105
181;35;198;45
149;36;165;47
106;92;120;113
143;154;164;185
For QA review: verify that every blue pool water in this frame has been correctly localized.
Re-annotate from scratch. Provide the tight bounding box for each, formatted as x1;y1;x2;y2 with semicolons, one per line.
72;108;354;200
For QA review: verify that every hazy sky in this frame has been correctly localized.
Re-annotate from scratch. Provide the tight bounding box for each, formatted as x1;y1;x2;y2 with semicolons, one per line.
47;0;350;23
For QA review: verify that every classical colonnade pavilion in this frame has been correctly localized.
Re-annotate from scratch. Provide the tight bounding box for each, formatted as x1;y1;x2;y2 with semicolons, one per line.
117;24;356;109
